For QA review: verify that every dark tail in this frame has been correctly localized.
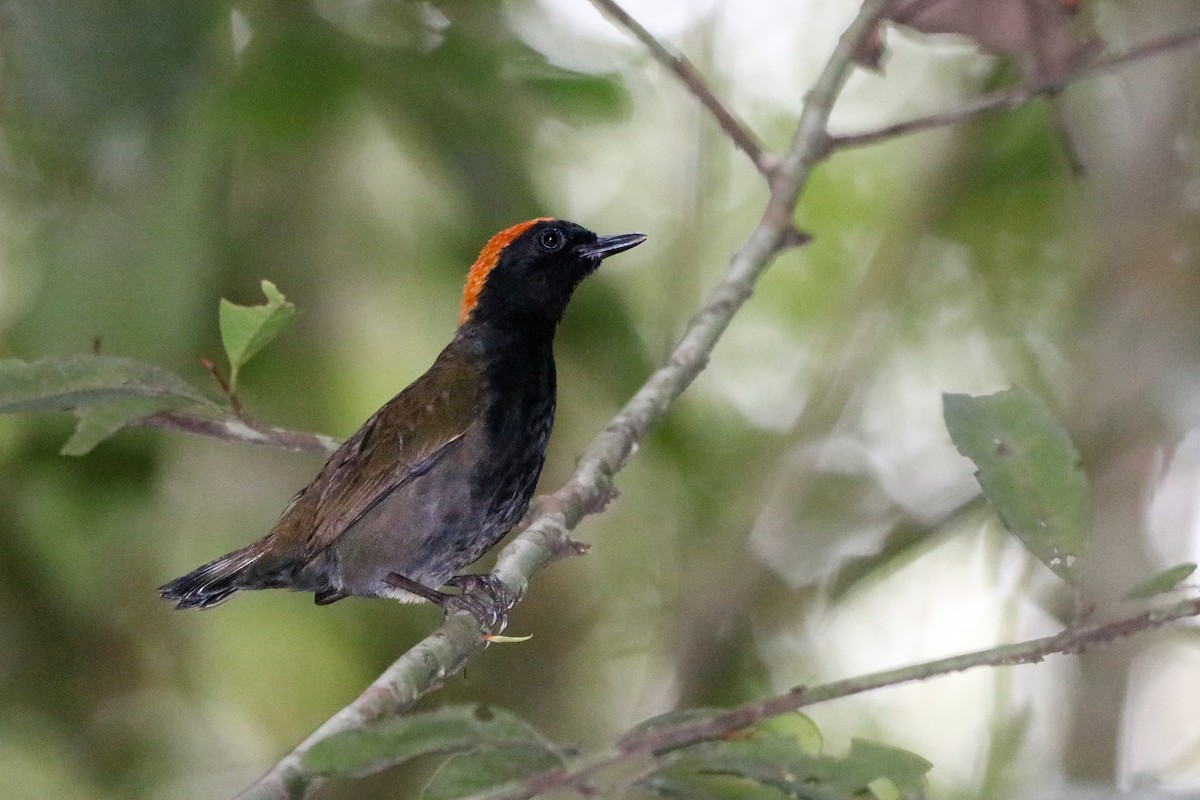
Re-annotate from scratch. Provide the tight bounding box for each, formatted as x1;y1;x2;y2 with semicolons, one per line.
159;545;266;609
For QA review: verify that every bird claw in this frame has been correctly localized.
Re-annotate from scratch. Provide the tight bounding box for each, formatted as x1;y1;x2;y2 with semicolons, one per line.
383;571;520;636
443;573;519;635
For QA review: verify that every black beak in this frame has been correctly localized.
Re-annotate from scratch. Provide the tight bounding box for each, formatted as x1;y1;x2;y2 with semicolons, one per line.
576;232;647;260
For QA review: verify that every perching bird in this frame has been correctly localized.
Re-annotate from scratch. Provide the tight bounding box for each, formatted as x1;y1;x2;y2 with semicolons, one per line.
160;219;645;626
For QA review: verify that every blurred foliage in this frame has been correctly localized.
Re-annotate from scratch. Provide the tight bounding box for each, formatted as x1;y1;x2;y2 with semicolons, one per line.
2;1;1200;799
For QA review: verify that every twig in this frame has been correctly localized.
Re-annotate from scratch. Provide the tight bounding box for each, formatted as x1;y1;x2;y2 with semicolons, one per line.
236;2;889;798
831;25;1200;151
133;410;338;455
467;595;1200;800
586;0;776;176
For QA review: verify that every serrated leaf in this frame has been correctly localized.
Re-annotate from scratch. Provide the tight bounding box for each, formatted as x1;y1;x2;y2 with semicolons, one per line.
218;279;297;391
0;355;216;454
303;705;548;780
422;742;561;800
943;388;1089;583
1124;563;1197;600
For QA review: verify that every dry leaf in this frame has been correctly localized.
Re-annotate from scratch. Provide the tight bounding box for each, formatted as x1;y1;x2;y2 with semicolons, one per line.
872;0;1100;82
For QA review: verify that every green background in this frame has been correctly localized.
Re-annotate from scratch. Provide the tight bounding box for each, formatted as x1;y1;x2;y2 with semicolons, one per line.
3;2;1200;798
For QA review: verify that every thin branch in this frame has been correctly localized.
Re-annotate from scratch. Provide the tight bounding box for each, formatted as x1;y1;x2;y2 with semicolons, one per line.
236;2;889;798
133;410;338;455
469;595;1200;800
586;0;775;176
832;25;1200;151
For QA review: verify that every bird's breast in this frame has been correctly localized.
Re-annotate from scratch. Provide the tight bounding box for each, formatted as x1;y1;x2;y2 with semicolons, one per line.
462;333;554;532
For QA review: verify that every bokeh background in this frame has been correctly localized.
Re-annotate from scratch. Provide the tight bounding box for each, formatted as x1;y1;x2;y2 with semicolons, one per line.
3;1;1200;798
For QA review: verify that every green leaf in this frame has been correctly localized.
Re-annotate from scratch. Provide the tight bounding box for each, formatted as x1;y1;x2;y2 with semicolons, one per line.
62;399;176;456
645;736;931;800
943;388;1090;583
422;742;561;800
981;706;1033;794
642;771;793;800
756;713;823;757
0;355;216;454
1124;563;1197;600
625;708;728;740
838;739;932;797
0;355;212;413
523;72;631;121
302;705;549;780
869;777;902;800
218;279;297;391
828;516;945;601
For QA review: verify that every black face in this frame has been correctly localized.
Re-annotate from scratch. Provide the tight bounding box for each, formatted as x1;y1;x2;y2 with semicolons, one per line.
471;219;645;333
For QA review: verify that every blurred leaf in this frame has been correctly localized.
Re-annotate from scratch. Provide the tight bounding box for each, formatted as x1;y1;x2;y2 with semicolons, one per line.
0;355;216;454
885;0;1098;81
1124;563;1197;600
218;280;298;392
869;777;902;800
756;713;823;757
981;706;1033;795
522;71;631;121
644;736;930;800
828;496;987;600
303;704;549;779
422;742;561;800
642;771;792;800
828;517;941;601
839;739;932;798
943;388;1089;583
228;11;360;145
624;708;729;743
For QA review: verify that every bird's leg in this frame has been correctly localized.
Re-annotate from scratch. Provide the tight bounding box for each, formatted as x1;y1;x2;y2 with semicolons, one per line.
383;572;516;634
383;572;451;604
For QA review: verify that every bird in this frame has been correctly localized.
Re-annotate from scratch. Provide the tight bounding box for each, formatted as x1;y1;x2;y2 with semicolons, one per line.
159;218;645;628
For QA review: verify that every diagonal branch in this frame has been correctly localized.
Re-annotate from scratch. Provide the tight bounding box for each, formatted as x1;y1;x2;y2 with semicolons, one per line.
831;25;1200;151
586;0;775;176
467;595;1200;800
236;1;890;798
134;409;339;454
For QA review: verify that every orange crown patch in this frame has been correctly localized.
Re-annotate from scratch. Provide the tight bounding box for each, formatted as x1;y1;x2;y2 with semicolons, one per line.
459;218;551;324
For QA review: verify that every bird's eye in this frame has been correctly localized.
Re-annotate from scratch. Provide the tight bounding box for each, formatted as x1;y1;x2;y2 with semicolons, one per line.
537;228;564;252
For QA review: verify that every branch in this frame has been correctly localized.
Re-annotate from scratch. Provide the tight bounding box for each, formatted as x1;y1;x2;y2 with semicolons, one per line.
237;1;890;797
586;0;775;176
470;595;1200;800
831;25;1200;151
133;410;338;455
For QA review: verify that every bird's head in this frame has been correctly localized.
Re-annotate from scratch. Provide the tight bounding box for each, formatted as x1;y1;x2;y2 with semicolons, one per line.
459;219;646;332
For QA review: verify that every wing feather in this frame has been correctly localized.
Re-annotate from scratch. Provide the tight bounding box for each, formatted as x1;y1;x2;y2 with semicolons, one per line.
265;342;481;561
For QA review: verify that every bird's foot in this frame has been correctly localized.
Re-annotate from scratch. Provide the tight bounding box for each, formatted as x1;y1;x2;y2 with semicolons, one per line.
382;572;519;635
444;573;520;635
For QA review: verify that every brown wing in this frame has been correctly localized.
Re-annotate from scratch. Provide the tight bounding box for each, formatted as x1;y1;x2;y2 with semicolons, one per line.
266;342;482;561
